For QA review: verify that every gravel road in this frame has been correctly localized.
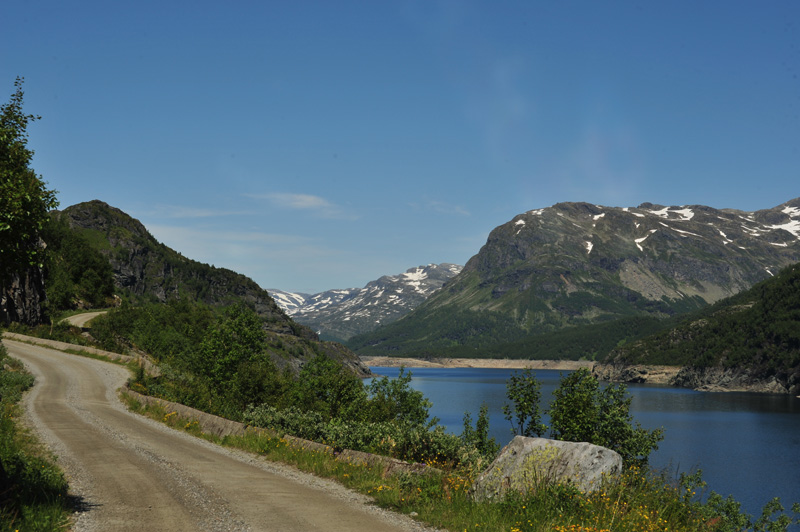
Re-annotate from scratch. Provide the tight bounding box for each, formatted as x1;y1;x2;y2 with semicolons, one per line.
6;338;438;532
61;310;108;328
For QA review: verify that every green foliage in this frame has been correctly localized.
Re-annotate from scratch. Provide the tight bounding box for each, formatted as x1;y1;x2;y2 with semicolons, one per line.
366;367;433;426
503;369;547;437
350;311;668;362
548;368;664;466
91;298;215;358
242;403;472;467
193;303;268;390
503;368;547;437
461;402;500;460
290;354;367;420
41;215;114;311
0;77;59;278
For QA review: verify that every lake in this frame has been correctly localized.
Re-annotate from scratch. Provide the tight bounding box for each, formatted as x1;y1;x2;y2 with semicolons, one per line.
370;366;800;519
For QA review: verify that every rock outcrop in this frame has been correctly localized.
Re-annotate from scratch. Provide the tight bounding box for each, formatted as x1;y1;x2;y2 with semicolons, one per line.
0;267;46;326
470;436;622;502
593;363;682;385
671;366;798;394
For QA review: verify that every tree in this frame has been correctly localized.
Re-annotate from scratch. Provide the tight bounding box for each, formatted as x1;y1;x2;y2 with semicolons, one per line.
193;303;267;391
0;77;58;278
366;367;433;426
462;402;500;459
290;354;367;420
548;368;664;466
503;368;547;437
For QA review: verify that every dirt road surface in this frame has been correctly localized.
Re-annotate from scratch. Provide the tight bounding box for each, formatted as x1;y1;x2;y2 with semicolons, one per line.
61;310;108;328
7;339;434;532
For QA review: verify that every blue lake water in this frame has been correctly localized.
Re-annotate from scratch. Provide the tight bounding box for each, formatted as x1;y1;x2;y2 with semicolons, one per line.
370;366;800;518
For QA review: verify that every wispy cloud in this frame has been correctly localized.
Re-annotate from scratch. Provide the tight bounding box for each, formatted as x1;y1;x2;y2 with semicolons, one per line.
554;123;645;205
247;193;358;220
143;223;353;292
409;197;470;216
145;205;254;219
146;224;309;249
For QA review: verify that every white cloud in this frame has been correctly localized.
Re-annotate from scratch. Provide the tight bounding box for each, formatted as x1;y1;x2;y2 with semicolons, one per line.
247;193;358;220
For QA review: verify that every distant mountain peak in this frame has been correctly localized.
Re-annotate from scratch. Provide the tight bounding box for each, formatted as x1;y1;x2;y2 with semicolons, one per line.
269;263;463;342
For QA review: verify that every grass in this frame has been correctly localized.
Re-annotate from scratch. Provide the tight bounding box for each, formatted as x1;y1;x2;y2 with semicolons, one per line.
121;393;799;532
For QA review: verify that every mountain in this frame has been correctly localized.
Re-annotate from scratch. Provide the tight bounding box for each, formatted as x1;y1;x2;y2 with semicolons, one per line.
269;263;463;342
595;262;800;394
349;198;800;359
52;200;369;376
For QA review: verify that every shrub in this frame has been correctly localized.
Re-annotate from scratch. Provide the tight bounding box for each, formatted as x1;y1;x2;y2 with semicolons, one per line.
549;368;664;466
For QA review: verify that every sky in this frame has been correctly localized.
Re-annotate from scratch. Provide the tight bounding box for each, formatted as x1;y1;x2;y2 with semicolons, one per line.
2;1;799;294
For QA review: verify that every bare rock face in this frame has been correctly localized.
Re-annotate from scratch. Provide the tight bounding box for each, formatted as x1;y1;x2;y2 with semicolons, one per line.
470;436;622;502
593;363;682;385
0;268;46;326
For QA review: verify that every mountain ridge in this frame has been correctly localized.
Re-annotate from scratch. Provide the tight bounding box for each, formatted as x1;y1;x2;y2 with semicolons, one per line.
53;200;369;376
348;198;800;359
269;263;462;342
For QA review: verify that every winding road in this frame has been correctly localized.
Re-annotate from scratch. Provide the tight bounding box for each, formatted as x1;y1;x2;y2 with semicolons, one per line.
62;310;108;328
6;338;429;532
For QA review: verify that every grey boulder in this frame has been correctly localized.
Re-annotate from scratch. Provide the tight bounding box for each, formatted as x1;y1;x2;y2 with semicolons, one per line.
470;436;622;501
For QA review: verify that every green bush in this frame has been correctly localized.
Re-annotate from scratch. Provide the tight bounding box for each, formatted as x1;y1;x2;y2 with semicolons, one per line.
503;368;547;437
242;402;474;467
548;368;664;466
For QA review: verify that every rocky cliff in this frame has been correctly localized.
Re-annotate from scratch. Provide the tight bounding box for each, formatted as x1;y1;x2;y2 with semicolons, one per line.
57;201;304;336
0;267;46;326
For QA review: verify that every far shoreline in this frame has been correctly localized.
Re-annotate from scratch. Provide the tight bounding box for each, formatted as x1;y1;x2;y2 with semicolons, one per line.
359;356;594;371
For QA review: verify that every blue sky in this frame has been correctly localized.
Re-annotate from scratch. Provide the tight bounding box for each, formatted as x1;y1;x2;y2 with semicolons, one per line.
3;1;799;293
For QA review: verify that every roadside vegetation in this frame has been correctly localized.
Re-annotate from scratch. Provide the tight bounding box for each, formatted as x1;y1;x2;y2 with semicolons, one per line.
88;297;796;531
0;342;71;532
123;370;799;532
7;297;798;531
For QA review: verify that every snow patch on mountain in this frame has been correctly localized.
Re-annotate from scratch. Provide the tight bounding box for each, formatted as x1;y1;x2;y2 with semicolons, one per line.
270;263;463;341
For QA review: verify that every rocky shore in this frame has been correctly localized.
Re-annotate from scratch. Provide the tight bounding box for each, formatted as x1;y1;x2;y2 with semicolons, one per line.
593;362;800;395
360;356;594;370
362;357;800;396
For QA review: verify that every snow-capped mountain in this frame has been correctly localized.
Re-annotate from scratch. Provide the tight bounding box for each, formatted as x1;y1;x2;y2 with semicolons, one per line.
349;198;800;357
269;263;462;342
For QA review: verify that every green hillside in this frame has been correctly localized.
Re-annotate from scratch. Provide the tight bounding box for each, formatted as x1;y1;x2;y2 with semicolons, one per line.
602;262;800;393
349;200;800;359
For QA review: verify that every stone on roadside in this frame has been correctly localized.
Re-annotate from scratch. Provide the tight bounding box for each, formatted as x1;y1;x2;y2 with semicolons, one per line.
470;436;622;502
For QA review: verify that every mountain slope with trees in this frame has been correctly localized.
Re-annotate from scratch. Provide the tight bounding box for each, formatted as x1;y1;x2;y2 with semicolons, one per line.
596;262;800;394
37;200;369;377
349;199;800;359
